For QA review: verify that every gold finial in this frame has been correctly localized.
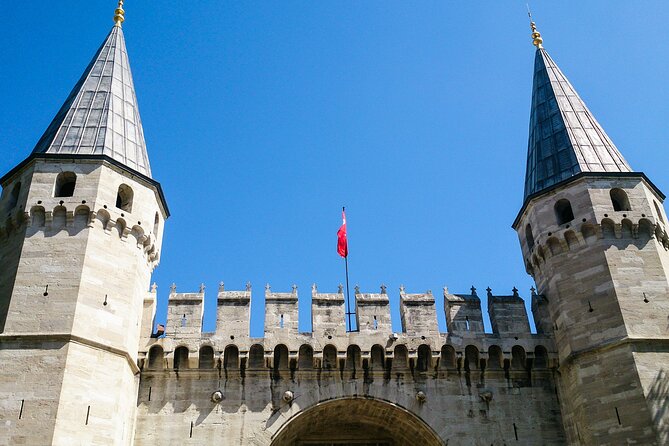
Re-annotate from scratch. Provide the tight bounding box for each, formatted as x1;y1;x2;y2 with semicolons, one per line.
527;7;543;48
114;1;125;27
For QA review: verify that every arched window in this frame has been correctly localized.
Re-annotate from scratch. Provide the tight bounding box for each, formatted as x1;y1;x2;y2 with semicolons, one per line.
654;201;665;224
147;345;164;370
223;345;239;370
345;345;361;371
54;172;77;197
610;188;631;211
199;345;215;369
322;345;337;370
416;344;432;372
370;345;385;371
248;344;265;369
525;223;535;250
174;346;189;370
116;184;133;212
6;182;21;211
31;206;46;227
554;199;574;225
298;344;313;369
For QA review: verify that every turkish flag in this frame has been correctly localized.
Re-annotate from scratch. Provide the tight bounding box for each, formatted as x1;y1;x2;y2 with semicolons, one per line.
337;209;348;258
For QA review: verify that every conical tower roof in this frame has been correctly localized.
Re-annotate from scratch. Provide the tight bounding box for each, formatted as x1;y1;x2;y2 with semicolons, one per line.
524;44;631;199
32;24;152;177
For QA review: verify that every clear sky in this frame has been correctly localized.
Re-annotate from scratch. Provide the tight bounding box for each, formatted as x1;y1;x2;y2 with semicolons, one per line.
2;2;668;337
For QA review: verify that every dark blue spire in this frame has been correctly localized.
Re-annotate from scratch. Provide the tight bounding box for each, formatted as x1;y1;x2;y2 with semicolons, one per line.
524;48;631;199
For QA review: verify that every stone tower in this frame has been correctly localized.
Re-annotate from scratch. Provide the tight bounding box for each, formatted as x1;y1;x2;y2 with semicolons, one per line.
0;5;167;445
513;23;669;445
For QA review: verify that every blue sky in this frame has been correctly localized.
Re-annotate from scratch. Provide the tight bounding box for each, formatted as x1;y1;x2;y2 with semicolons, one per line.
2;2;669;336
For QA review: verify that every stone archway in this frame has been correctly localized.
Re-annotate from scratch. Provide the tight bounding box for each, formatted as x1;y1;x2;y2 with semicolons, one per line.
270;397;444;446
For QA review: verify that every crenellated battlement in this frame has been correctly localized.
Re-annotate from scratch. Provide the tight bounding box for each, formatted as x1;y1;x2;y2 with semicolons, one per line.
139;283;556;374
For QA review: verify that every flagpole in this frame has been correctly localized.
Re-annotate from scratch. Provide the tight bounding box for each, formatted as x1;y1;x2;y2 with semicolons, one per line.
344;253;352;332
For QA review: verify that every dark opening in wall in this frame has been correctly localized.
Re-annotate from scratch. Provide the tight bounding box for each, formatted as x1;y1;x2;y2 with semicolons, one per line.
148;345;164;370
370;344;385;371
610;188;631;211
417;344;431;372
174;346;189;370
298;344;314;369
554;199;574;225
224;345;239;369
248;344;265;369
199;346;215;369
55;172;77;197
116;184;133;212
525;223;535;250
323;345;337;370
345;344;361;371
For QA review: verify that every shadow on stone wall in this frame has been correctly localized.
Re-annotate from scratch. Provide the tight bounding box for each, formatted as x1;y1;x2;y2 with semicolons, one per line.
647;368;669;444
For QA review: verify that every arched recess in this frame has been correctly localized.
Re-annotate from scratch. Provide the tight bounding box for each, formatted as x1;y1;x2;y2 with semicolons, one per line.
511;345;526;370
270;397;445;446
174;346;189;370
554;199;574;225
298;345;313;369
610;188;631;211
392;345;409;370
416;344;432;372
440;345;456;369
199;345;215;369
116;184;134;212
147;345;164;370
487;345;503;370
54;172;77;197
370;344;385;371
223;345;239;370
322;345;337;370
274;344;289;373
345;345;361;371
248;344;265;370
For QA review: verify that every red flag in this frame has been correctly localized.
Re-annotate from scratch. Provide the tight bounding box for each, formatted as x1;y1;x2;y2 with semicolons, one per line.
337;209;348;258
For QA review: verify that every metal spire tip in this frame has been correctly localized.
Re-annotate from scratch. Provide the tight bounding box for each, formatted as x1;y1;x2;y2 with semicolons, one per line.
114;0;125;27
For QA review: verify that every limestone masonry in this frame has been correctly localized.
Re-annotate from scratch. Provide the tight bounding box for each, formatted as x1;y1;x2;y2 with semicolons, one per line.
1;9;669;446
